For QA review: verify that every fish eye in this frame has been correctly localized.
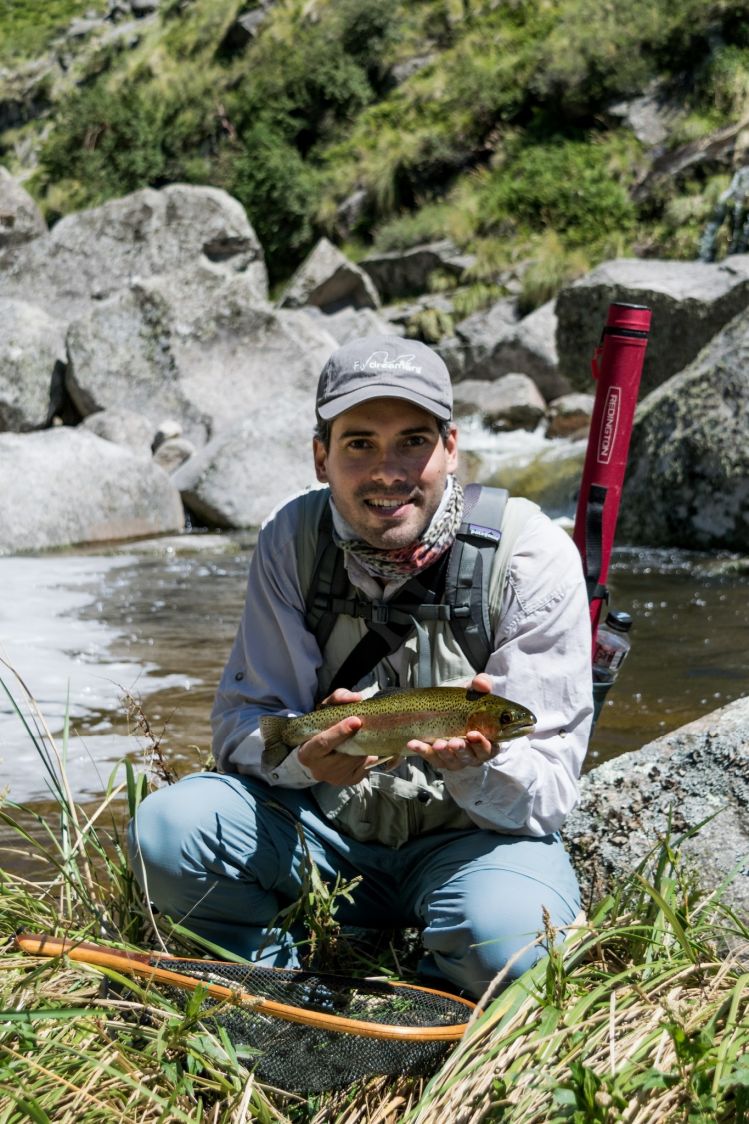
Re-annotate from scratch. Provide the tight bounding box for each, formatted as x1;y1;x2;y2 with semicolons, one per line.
500;711;514;726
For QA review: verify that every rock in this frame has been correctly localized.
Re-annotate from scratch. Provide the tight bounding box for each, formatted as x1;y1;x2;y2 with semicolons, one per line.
443;299;568;401
152;418;183;451
607;87;682;147
546;392;595;439
555;256;749;396
0;58;57;132
278;237;380;313
618;305;749;551
0;184;268;321
307;305;400;344
462;432;586;517
81;407;156;456
453;373;547;432
0;428;184;552
360;240;472;303
174;422;320;529
65;269;335;447
0;299;67;431
153;436;196;473
0;166;47;248
563;696;749;919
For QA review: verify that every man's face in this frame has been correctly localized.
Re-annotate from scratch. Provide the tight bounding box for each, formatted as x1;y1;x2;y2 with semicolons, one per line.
313;398;458;550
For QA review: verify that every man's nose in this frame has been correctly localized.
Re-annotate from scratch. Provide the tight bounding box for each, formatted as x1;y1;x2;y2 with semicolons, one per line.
370;448;407;484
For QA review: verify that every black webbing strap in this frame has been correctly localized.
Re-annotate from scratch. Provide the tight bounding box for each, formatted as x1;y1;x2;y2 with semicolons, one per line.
326;556;449;695
583;483;608;603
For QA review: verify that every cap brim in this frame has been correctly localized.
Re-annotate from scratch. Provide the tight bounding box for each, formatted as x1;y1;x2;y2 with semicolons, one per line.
317;385;452;422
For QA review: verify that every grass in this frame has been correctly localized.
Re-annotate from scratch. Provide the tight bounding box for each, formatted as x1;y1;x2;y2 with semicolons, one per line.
2;658;749;1121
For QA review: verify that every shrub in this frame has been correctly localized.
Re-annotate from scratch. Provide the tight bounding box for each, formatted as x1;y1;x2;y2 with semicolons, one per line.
477;134;636;249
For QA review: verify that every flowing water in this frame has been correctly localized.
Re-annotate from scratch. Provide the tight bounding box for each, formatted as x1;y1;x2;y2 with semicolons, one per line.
2;531;748;817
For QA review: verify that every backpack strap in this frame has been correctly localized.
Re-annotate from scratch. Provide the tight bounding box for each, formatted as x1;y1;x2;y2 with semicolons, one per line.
443;484;508;672
302;483;527;684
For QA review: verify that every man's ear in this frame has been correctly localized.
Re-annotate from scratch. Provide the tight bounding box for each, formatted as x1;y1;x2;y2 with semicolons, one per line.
446;423;458;473
313;437;328;482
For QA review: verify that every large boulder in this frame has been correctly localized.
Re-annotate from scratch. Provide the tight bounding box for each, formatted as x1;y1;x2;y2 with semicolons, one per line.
618;305;749;551
564;696;749;919
0;184;268;321
0;299;67;431
443;299;568;401
0;166;47;248
0;428;184;552
174;421;320;529
556;256;749;396
65;269;337;447
360;239;473;302
278;237;380;312
453;372;547;432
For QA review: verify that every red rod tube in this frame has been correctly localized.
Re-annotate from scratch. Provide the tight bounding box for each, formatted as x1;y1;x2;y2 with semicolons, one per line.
572;302;652;641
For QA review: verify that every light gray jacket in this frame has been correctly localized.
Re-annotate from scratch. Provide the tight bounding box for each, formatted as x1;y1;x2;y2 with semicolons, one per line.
211;486;593;840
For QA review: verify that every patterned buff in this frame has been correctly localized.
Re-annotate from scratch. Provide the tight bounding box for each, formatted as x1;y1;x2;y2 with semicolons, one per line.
333;477;465;580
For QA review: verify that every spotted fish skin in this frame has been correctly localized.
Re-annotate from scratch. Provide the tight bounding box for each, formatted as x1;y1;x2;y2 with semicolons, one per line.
259;687;536;760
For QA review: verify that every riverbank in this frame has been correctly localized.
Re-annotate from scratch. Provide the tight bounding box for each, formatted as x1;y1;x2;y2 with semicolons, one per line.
2;711;748;1122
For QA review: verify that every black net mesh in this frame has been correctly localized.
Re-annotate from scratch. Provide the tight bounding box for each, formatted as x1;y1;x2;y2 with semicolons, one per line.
150;957;472;1092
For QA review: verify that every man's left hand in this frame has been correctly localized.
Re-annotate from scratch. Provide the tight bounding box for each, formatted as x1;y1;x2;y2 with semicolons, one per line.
406;673;499;771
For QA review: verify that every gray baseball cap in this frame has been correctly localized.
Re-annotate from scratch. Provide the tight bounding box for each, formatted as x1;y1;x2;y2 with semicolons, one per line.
316;335;453;422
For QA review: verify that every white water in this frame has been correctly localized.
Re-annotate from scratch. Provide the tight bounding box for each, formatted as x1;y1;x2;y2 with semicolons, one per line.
0;553;193;803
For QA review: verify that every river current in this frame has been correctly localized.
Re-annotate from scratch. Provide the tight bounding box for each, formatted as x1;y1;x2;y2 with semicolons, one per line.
2;531;748;816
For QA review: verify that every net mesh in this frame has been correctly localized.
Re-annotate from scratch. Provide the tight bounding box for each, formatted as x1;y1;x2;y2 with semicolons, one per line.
148;957;472;1092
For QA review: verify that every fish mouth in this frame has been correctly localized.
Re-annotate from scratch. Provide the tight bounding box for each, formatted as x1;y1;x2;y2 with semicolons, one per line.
501;717;536;739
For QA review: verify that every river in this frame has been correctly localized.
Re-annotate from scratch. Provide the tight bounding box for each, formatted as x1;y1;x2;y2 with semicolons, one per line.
2;531;748;818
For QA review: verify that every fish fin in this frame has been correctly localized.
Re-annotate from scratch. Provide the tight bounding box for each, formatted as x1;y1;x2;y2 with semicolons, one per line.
259;715;290;759
365;755;399;771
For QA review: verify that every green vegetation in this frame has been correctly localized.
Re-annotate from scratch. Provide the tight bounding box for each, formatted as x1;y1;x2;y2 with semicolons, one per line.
4;0;749;288
3;663;749;1121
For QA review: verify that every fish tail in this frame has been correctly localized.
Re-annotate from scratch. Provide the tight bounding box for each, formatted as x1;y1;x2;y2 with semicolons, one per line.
259;715;289;757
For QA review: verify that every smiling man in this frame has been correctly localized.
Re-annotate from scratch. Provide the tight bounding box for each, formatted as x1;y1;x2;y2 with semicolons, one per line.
129;334;594;1000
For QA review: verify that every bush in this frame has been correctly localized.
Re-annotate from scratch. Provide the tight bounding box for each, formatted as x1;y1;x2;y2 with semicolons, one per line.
226;121;320;278
477;134;636;248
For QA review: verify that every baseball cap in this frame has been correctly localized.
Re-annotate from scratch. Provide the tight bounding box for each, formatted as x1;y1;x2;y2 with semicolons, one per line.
315;335;453;422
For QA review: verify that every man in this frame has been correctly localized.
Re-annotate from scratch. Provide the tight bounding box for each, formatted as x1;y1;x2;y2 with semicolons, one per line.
129;334;593;1000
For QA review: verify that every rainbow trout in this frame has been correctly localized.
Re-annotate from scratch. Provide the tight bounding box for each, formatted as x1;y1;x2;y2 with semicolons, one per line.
259;687;536;760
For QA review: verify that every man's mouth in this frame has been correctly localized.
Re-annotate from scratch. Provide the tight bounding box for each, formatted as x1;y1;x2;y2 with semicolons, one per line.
363;496;414;514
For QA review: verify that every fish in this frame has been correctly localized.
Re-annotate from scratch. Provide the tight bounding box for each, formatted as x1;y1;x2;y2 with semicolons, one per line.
259;686;536;760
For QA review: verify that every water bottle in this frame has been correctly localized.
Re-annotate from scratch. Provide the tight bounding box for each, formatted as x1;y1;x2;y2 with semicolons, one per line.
593;610;632;680
591;609;632;731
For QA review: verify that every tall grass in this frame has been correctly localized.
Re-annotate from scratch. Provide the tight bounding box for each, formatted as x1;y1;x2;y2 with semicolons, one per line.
2;658;749;1122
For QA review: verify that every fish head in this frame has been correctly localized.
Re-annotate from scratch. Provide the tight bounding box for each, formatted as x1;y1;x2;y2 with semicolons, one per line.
466;691;537;742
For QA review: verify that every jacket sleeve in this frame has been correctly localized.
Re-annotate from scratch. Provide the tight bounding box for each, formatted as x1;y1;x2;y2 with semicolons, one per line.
210;496;321;787
442;511;593;836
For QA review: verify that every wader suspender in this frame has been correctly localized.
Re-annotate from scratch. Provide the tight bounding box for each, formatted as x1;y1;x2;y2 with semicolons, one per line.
304;486;509;695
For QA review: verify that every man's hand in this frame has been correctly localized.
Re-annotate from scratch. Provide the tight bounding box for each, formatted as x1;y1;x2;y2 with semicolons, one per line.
297;688;379;785
406;673;499;772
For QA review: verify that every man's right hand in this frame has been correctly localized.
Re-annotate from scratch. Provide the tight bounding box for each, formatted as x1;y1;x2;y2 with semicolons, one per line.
297;688;379;785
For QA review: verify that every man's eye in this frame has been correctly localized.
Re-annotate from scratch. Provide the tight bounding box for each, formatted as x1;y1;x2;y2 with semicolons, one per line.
404;436;427;447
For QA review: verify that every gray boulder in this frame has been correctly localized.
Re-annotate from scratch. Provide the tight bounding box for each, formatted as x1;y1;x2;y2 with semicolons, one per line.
444;299;568;401
0;299;67;431
556;256;749;396
564;695;749;919
81;407;156;457
0;428;184;552
453;373;547;432
0;184;268;321
360;240;473;302
0;166;47;247
174;421;320;529
546;392;595;439
66;269;336;447
153;436;196;474
618;305;749;551
279;237;380;312
307;305;400;344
